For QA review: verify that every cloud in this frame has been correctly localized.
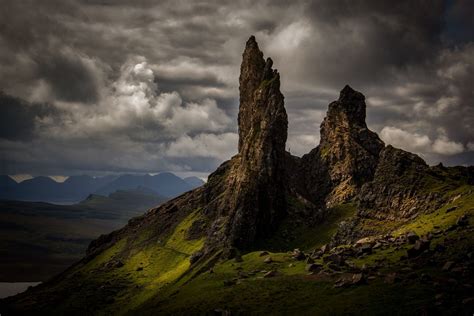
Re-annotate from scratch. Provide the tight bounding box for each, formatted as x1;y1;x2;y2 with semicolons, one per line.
167;133;238;159
380;127;432;153
0;92;58;141
432;136;464;155
0;0;473;175
1;56;235;174
380;126;465;156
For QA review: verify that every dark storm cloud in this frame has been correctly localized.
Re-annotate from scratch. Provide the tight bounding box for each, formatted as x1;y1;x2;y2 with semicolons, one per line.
0;93;58;141
0;0;102;104
0;0;473;176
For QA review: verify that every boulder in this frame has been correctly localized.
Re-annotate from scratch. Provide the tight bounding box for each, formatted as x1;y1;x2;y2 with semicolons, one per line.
445;206;457;213
457;214;469;227
190;251;203;264
406;231;420;244
292;249;306;261
305;257;315;264
320;244;329;254
263;270;277;278
324;253;343;264
407;238;431;258
442;261;455;271
384;272;399;284
305;263;321;273
223;279;237;286
351;273;365;285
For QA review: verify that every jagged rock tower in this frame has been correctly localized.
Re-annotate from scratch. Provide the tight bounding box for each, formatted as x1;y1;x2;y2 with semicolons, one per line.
204;36;288;252
299;85;384;207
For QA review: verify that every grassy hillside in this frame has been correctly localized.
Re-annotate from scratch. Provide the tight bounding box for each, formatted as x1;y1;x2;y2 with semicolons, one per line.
6;182;472;315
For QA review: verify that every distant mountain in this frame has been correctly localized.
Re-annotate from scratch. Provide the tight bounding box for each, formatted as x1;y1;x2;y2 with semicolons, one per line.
79;187;168;217
0;175;115;203
0;173;196;203
0;176;17;197
94;173;193;198
183;176;205;188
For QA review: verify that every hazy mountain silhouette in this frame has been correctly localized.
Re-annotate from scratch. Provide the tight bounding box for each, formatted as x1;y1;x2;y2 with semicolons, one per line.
0;173;204;203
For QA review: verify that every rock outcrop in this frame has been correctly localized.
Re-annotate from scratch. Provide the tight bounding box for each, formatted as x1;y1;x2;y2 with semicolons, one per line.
299;85;384;207
204;36;288;252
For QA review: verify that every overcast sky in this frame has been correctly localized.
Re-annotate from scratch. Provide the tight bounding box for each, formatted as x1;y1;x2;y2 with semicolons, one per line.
0;0;473;178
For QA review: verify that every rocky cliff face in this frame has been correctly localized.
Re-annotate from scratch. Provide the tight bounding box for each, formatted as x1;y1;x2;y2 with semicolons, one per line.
299;85;384;207
203;36;288;252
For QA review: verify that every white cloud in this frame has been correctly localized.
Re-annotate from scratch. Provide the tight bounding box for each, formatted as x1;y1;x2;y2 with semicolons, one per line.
287;134;319;156
380;126;432;153
19;56;236;174
432;136;464;155
167;133;238;160
380;126;465;156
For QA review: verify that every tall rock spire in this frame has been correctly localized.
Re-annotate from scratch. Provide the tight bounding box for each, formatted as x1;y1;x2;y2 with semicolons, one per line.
206;36;288;252
237;35;287;156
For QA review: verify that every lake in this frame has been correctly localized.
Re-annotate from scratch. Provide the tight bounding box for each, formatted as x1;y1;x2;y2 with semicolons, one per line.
0;282;41;299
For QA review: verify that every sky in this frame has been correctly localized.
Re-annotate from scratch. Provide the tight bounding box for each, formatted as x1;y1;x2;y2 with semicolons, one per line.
0;0;473;178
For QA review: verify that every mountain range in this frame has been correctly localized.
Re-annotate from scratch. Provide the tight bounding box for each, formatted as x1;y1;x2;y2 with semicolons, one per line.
0;173;204;203
2;36;473;315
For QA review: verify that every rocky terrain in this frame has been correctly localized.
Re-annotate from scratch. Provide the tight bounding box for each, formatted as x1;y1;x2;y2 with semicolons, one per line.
1;36;473;315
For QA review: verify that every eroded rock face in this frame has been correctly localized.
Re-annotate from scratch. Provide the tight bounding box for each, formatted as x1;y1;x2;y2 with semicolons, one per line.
300;85;384;207
205;36;288;252
356;145;447;220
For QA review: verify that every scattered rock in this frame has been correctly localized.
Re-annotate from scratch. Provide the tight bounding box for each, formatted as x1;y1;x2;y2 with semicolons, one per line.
359;243;373;255
384;272;399;284
351;273;365;285
457;214;469;227
105;260;124;269
442;261;455;271
451;267;464;273
292;249;306;261
320;244;329;254
328;263;342;271
334;278;349;288
190;251;203;264
223;279;237;287
213;308;232;316
305;263;321;273
237;271;249;279
445;206;457;213
324;254;344;266
263;270;277;278
264;257;273;264
407;238;430;258
305;257;315;264
406;231;420;244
